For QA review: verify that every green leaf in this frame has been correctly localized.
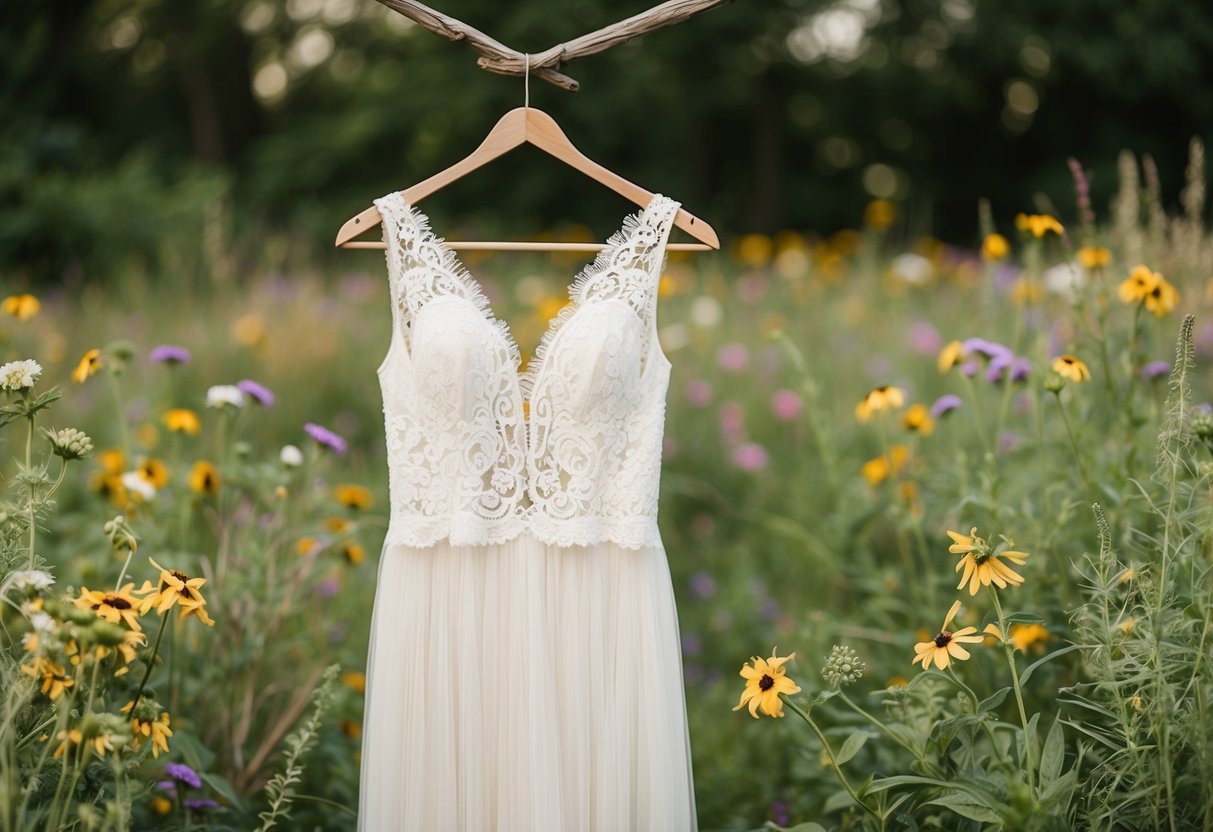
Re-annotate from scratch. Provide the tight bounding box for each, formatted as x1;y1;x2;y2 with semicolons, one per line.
1039;716;1064;783
926;795;1002;823
1019;643;1083;686
978;687;1012;713
834;730;868;765
202;772;244;810
765;823;828;832
824;788;856;813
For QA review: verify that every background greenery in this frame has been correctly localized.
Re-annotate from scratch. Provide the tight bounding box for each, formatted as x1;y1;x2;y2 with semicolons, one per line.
6;0;1213;281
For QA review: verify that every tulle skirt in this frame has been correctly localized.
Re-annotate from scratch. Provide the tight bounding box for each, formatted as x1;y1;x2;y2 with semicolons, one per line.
357;532;698;831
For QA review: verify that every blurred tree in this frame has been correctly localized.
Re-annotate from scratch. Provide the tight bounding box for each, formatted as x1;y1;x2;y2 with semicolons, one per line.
2;0;1212;281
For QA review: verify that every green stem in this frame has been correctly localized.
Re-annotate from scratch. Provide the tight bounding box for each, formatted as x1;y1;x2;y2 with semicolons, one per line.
105;369;131;460
783;696;881;822
990;590;1036;792
959;371;994;458
130;611;171;716
1053;390;1092;492
25;414;36;570
838;691;943;776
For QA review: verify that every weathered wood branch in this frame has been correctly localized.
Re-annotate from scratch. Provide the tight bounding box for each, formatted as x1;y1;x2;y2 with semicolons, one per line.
372;0;733;92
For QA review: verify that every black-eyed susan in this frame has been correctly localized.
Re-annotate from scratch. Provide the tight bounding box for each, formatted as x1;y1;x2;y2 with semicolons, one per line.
138;558;211;620
341;542;366;566
2;293;40;320
21;657;75;700
188;460;220;495
902;404;935;436
1010;623;1050;653
1119;265;1179;316
122;700;173;758
326;516;353;534
74;584;144;631
1014;213;1064;238
937;340;966;373
136;458;169;489
733;648;801;718
855;385;906;422
861;444;909;486
912;601;984;670
981;233;1009;261
948;527;1030;595
72;349;102;383
1077;246;1111;270
163;408;201;436
334;483;374;510
1052;355;1091;382
341;671;367;693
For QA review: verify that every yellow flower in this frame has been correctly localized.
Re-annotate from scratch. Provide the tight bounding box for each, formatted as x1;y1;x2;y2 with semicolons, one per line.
1119;265;1178;316
864;199;896;231
902;404;935;436
232;313;266;348
732;648;801;718
537;296;568;322
1014;213;1064;238
341;671;366;693
341;542;365;566
2;294;41;320
74;584;144;631
22;658;75;700
861;444;909;485
326;516;353;534
296;537;322;556
1009;623;1050;653
1052;355;1091;382
981;233;1009;261
938;340;966;373
122;701;172;758
855;385;906;422
334;483;374;510
137;458;169;489
342;719;362;739
1077;246;1111;270
138;558;213;625
72;349;102;383
151;796;173;815
736;234;773;267
163;409;201;436
189;460;220;495
1011;278;1042;305
52;727;116;759
912;600;984;670
949;527;1030;595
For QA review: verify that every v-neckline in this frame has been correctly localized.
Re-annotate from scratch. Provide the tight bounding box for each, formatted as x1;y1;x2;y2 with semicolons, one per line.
390;193;674;400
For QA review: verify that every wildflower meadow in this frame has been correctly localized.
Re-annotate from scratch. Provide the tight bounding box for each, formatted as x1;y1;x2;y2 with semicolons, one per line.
4;142;1213;830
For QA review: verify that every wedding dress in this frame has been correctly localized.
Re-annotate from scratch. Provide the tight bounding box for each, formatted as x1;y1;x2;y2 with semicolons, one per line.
357;191;698;830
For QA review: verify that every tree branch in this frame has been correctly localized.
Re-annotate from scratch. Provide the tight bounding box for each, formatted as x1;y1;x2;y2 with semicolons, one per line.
372;0;733;92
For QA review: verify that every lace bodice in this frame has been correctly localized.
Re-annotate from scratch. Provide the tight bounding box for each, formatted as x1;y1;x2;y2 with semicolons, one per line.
374;191;679;550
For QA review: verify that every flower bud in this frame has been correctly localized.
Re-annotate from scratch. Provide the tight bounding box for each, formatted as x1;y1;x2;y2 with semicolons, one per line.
1044;373;1066;393
103;515;138;553
91;620;127;647
42;427;94;460
821;644;866;688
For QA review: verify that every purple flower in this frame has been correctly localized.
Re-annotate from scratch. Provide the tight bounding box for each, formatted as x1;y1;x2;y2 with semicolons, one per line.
681;633;702;655
150;345;191;365
164;762;202;789
305;422;347;455
689;571;718;599
685;379;712;408
185;798;220;812
1141;360;1170;381
1000;431;1019;453
237;379;275;407
987;355;1031;384
930;394;962;419
964;338;1014;363
771;389;803;422
716;342;750;372
732;442;769;471
718;401;745;445
906;322;942;355
315;574;340;599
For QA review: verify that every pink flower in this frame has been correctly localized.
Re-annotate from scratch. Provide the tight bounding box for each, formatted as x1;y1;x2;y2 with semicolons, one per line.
732;442;769;471
716;342;750;372
718;401;746;445
906;322;942;355
686;379;713;408
771;389;803;421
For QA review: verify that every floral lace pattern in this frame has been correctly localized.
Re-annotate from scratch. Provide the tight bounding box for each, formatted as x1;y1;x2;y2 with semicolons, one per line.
374;191;679;549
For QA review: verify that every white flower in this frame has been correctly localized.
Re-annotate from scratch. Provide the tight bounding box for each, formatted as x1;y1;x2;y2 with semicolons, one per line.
1044;261;1082;301
689;296;722;328
29;610;56;633
121;471;156;501
206;384;246;409
280;444;304;467
890;253;933;285
8;569;55;591
0;359;42;391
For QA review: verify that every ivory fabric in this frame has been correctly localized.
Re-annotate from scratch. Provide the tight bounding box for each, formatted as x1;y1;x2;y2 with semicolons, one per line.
358;192;697;830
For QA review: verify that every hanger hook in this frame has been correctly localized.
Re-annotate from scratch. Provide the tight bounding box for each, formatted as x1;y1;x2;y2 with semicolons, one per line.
524;53;530;109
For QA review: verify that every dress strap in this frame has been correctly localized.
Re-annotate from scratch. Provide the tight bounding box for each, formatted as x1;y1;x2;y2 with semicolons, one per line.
374;192;414;356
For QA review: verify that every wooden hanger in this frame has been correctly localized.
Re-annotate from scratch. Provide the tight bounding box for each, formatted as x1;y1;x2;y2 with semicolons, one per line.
334;104;720;253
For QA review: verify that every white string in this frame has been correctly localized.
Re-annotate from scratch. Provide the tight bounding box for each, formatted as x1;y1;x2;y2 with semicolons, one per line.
524;53;530;108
